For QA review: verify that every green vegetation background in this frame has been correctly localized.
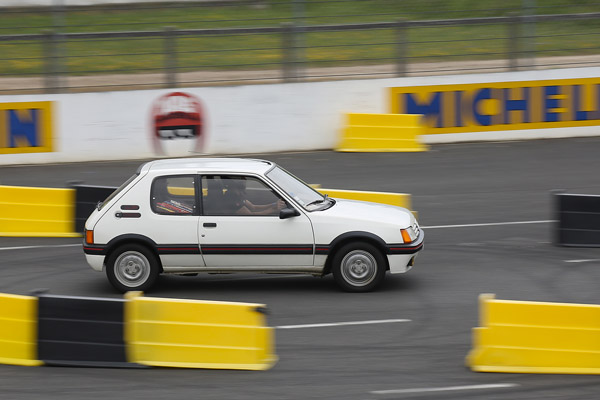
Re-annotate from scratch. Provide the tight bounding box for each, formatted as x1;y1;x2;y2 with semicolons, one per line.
0;0;598;76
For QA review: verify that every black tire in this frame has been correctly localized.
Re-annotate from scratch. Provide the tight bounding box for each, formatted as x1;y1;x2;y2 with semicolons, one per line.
106;244;160;293
331;242;386;292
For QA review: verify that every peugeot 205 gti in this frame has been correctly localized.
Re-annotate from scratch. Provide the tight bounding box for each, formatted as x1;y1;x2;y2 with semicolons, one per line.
83;158;424;293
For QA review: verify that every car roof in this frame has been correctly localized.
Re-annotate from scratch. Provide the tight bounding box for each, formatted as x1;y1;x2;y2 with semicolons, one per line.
141;157;275;175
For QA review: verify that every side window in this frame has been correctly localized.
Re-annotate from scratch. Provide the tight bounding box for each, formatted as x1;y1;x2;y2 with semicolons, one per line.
151;175;197;215
202;175;284;216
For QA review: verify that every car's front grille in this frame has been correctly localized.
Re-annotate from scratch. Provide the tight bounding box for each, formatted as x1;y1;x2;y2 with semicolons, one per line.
413;222;420;237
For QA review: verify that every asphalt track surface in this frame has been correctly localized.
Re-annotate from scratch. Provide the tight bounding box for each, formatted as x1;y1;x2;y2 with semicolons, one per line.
1;137;600;400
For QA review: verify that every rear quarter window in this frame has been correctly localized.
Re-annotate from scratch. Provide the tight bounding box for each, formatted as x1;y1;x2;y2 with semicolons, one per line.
151;175;198;215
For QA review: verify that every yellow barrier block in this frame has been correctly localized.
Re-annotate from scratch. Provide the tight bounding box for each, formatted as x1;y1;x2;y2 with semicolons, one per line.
345;126;423;140
0;293;42;366
483;298;600;329
124;292;277;370
347;113;421;126
467;294;600;374
337;113;428;152
0;185;78;237
316;188;412;210
338;137;426;152
168;186;195;196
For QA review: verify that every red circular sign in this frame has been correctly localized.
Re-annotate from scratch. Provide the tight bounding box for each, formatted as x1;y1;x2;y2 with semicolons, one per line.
150;92;204;155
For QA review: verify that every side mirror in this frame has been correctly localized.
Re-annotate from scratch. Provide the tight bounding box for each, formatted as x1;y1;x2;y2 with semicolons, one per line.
279;207;300;219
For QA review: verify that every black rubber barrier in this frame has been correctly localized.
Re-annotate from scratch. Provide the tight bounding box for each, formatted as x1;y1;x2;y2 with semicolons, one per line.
555;192;600;247
72;185;117;234
37;294;141;368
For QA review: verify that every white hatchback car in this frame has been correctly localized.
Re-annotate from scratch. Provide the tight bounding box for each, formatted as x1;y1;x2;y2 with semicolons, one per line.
83;158;423;293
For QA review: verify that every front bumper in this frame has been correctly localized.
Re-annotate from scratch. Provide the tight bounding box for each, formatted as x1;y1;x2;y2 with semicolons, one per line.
386;230;424;274
85;253;105;272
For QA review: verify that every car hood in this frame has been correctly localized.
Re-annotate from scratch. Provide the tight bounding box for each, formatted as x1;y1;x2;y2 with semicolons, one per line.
317;198;413;227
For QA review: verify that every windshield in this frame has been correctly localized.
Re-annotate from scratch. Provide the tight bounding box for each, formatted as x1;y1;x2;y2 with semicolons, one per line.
98;173;139;210
266;166;333;211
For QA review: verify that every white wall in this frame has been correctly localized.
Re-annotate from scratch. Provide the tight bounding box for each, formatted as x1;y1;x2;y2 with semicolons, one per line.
1;67;599;165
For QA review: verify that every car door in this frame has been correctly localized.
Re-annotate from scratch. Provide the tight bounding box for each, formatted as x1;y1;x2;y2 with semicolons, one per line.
145;174;204;269
199;174;314;267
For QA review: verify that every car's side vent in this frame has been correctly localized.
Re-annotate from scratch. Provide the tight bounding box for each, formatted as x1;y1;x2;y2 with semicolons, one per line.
120;205;140;210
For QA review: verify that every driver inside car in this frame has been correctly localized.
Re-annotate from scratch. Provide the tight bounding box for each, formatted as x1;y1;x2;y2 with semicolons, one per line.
222;179;285;216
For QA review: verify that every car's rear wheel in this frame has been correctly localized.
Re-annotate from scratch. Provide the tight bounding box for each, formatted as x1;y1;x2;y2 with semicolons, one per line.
332;242;386;292
106;244;159;293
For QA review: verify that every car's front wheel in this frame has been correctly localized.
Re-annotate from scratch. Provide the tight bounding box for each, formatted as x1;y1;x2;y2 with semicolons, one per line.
106;244;159;293
332;242;386;292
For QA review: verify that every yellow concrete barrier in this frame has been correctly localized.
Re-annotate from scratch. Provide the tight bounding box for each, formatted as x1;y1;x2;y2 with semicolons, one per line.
124;292;277;370
0;293;42;366
316;187;412;210
337;113;428;152
0;185;78;237
467;293;600;374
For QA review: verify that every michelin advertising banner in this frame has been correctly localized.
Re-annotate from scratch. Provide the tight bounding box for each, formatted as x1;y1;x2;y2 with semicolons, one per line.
0;102;53;155
1;68;600;165
390;77;600;134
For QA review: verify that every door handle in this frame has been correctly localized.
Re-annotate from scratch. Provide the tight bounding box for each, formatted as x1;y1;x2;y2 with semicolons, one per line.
203;222;217;228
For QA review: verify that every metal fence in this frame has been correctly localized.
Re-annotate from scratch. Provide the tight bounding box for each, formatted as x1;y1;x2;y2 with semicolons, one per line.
1;1;599;93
